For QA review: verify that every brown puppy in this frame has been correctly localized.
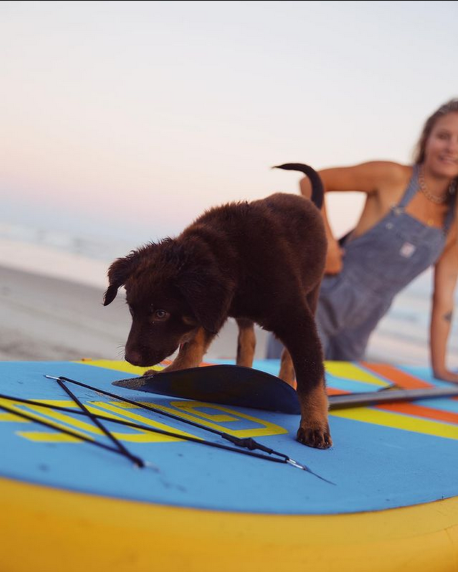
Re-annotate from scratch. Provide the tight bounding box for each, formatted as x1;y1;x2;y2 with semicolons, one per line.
104;163;331;449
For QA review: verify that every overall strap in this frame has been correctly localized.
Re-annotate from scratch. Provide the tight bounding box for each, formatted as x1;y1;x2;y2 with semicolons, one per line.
397;164;420;208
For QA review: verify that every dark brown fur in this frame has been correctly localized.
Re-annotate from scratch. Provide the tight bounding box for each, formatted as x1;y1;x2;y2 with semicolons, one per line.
104;166;331;448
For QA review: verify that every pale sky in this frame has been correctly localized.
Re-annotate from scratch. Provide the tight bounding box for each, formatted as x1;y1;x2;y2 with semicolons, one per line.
1;0;457;245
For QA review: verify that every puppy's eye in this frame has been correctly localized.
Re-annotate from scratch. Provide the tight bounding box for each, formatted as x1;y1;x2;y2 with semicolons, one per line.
153;310;170;321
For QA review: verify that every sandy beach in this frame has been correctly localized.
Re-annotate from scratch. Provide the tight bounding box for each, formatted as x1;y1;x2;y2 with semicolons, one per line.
1;238;456;368
0;256;270;363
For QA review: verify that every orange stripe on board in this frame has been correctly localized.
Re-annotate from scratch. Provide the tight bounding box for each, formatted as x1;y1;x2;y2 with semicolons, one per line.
376;403;458;425
360;363;433;389
327;388;349;396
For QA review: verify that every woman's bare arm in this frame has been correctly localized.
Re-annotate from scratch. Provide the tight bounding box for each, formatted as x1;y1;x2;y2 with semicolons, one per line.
299;161;407;275
430;225;458;383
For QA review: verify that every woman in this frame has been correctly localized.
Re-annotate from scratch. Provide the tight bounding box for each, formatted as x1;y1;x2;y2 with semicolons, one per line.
268;99;458;383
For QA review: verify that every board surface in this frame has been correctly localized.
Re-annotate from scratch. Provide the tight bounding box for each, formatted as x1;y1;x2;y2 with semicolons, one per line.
1;359;458;571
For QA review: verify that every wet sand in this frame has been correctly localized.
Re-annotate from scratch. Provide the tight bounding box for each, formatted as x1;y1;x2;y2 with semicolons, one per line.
0;264;270;362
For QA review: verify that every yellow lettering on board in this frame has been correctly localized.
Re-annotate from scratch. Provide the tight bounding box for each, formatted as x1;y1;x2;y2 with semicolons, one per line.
0;398;94;443
138;401;289;438
0;412;26;422
90;402;196;443
1;399;196;444
1;398;288;443
18;432;82;443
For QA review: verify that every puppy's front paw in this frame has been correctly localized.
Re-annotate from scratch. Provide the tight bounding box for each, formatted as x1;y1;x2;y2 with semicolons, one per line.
143;368;159;377
297;424;332;449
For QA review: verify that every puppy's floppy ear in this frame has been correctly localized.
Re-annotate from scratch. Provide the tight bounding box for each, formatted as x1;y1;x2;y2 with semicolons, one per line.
103;251;140;306
177;267;234;334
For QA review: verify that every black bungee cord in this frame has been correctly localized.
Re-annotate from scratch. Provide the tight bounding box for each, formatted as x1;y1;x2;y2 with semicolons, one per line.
0;375;334;485
54;377;145;467
0;394;311;469
0;400;143;461
48;375;333;482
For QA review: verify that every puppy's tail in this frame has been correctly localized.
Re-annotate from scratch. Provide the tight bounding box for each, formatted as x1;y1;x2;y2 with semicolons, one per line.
273;163;324;210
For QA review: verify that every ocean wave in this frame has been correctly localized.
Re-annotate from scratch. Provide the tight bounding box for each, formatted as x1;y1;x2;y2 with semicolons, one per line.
0;222;132;262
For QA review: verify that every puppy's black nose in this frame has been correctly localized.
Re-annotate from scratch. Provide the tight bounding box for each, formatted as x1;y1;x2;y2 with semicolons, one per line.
125;350;143;366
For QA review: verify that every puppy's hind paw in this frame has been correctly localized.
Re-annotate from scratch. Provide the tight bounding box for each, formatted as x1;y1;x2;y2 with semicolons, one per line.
296;426;332;449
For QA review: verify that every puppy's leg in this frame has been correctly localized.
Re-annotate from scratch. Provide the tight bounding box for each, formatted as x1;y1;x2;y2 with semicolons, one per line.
274;305;331;449
279;282;323;386
147;327;216;375
236;318;256;367
277;282;321;389
165;327;216;372
279;348;296;388
306;282;321;316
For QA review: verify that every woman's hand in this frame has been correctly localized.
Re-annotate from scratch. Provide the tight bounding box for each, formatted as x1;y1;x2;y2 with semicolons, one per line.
325;240;344;275
432;368;458;384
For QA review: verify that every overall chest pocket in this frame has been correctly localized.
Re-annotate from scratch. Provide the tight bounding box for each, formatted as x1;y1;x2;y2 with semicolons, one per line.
385;221;443;282
347;215;442;283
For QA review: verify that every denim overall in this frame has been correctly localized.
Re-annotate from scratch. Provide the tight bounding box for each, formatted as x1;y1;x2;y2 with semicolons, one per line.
266;165;456;360
316;164;456;360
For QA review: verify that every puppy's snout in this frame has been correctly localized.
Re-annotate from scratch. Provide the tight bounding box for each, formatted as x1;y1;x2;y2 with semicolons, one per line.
125;349;143;366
